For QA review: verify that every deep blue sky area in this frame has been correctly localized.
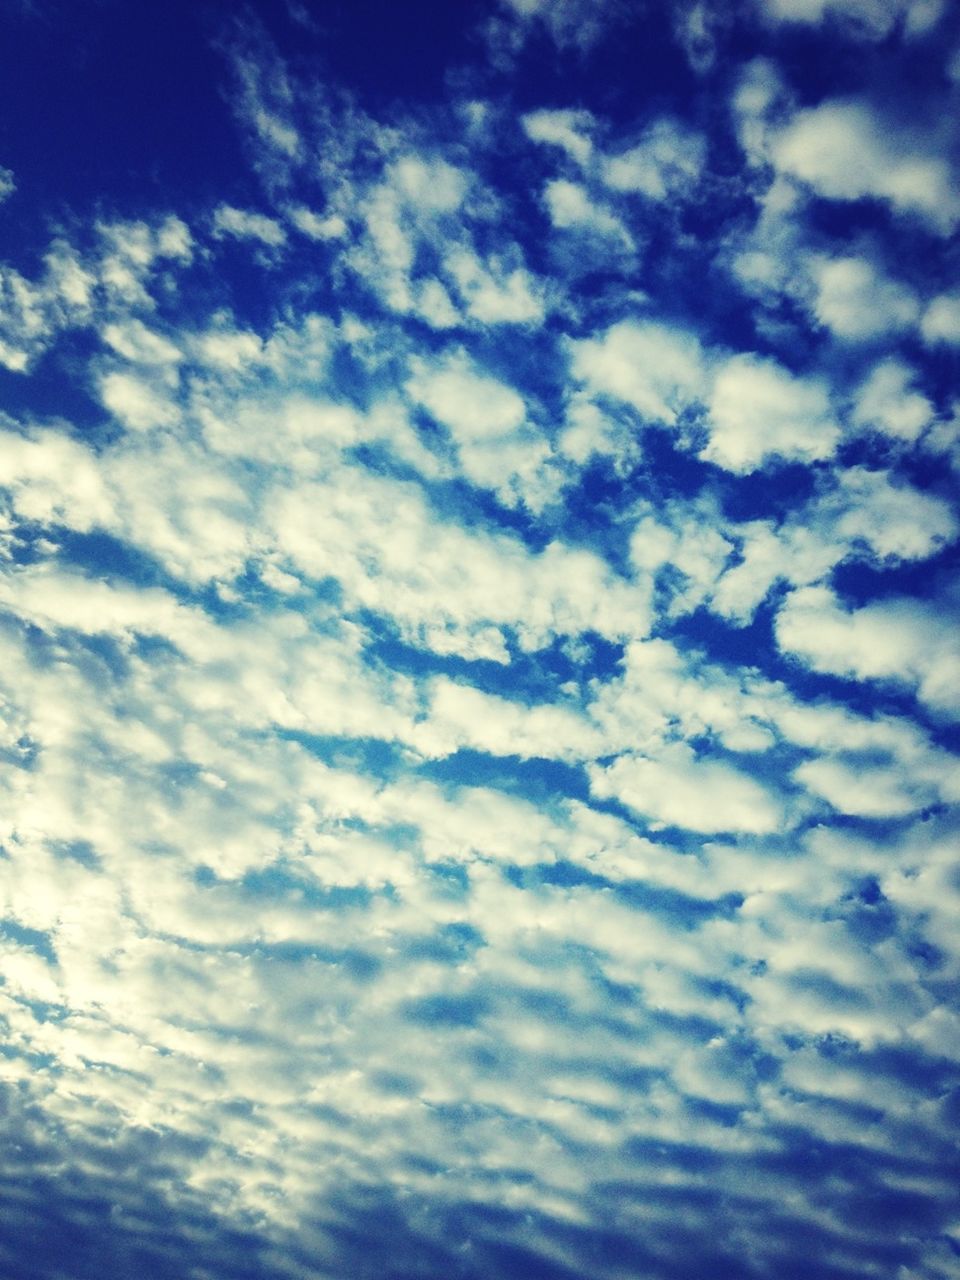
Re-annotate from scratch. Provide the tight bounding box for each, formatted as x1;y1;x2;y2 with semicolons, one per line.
0;1;959;1278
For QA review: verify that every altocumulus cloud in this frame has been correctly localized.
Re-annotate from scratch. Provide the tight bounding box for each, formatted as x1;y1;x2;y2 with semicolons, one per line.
0;1;959;1278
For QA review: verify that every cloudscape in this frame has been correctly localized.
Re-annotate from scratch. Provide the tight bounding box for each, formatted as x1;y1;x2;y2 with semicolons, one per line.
1;1;959;1276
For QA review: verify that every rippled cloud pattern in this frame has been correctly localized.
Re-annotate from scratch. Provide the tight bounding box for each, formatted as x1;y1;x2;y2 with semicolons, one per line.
1;1;959;1277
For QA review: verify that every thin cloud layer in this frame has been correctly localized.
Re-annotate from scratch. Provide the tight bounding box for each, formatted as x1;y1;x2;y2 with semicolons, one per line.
0;1;958;1278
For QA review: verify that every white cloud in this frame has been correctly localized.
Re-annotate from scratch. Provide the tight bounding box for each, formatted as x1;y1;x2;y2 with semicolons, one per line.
808;256;919;340
543;180;628;240
406;350;560;509
269;467;652;651
776;585;960;716
828;466;956;561
390;156;469;214
101;319;182;366
710;519;840;624
212;204;287;248
194;326;265;371
630;502;735;617
522;109;594;166
673;2;722;74
703;353;838;473
731;57;788;167
756;0;945;37
444;246;545;324
601;118;706;200
794;756;934;817
921;292;960;345
771;100;960;233
851;359;933;442
287;204;348;241
407;351;526;441
586;638;778;759
568;320;705;425
589;744;784;834
99;370;178;431
0;427;112;531
416;678;602;762
0;565;212;649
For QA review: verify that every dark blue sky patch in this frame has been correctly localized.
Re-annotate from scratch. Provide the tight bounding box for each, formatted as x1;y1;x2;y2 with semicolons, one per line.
0;344;105;434
0;1;250;248
418;749;591;806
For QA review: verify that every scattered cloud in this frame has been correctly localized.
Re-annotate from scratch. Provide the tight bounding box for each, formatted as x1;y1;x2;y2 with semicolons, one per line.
1;4;958;1279
771;99;960;233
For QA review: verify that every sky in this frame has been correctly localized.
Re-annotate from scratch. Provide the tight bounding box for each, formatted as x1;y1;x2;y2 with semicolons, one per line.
0;0;959;1277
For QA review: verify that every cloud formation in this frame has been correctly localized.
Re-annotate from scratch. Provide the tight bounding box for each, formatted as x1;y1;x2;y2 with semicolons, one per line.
0;1;958;1278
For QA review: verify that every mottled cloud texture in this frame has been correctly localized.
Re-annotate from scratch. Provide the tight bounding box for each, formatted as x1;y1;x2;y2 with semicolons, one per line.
0;1;959;1277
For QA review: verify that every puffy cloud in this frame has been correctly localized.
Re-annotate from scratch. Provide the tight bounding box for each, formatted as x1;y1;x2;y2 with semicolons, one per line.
793;755;935;817
703;353;838;473
99;370;178;431
851;358;934;442
1;13;959;1280
522;108;594;166
776;585;960;716
542;179;628;240
407;351;526;442
755;0;945;37
921;292;960;345
286;203;348;240
828;466;956;560
444;245;544;324
589;744;785;834
771;100;960;233
568;320;706;425
407;349;558;508
807;255;919;340
601;118;706;200
269;467;651;650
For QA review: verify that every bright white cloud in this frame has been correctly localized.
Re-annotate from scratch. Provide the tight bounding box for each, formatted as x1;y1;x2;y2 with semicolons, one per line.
703;353;838;473
776;585;960;716
808;255;919;340
568;320;705;425
794;756;934;817
407;352;526;441
444;246;545;324
829;466;956;561
99;370;178;431
851;358;934;442
590;745;784;834
771;100;960;232
921;292;960;345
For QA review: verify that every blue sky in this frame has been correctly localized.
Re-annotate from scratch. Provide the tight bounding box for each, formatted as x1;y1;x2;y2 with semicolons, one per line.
1;1;959;1277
